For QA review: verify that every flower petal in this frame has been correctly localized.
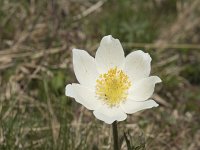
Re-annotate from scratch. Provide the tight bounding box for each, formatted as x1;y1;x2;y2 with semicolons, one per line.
121;99;159;114
93;111;114;124
65;84;101;110
128;76;161;101
95;35;125;73
73;49;99;87
93;105;127;124
123;50;152;82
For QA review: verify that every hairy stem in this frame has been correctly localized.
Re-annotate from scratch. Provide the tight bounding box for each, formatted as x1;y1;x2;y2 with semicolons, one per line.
112;121;119;150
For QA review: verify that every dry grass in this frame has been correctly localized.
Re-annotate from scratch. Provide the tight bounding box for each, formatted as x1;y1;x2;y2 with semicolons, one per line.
0;0;200;149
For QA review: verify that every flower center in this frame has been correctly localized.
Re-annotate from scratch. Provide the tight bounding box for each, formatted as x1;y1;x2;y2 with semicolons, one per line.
96;67;131;107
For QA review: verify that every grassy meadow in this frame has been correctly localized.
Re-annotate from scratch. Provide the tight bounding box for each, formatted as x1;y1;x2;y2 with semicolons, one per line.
0;0;200;149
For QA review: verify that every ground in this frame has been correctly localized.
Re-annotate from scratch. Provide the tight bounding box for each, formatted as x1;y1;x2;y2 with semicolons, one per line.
0;0;200;149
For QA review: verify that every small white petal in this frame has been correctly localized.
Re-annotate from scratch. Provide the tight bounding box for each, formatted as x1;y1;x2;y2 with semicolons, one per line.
121;99;159;114
72;49;99;87
123;50;152;82
65;84;101;110
93;111;114;124
128;76;162;101
93;105;127;124
95;35;125;73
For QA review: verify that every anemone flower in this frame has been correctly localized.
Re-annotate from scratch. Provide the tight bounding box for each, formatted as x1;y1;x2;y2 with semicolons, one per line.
65;35;161;124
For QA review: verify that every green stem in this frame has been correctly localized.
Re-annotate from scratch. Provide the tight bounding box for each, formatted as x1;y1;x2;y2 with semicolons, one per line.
112;121;119;150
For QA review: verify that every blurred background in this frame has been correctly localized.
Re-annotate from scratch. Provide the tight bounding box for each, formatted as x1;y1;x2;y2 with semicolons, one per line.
0;0;200;149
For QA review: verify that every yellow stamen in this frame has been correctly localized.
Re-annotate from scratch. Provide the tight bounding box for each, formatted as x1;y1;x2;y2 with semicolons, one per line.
96;67;131;107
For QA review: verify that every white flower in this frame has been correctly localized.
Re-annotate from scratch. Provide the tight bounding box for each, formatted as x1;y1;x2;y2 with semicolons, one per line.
65;35;161;124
